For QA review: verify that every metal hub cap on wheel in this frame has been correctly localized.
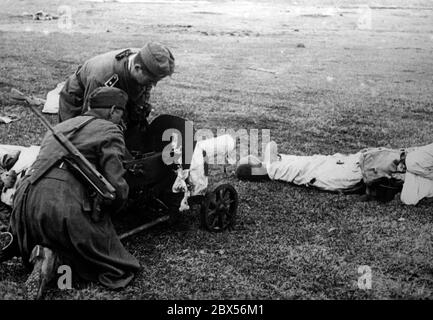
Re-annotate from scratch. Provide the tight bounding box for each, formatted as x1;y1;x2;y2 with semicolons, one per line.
201;184;238;232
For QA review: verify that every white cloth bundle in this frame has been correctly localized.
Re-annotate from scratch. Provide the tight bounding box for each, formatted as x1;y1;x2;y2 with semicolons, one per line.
189;134;235;196
171;134;235;211
172;167;191;212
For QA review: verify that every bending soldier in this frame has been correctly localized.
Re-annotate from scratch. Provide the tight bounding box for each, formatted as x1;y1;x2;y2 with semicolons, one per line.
59;42;175;133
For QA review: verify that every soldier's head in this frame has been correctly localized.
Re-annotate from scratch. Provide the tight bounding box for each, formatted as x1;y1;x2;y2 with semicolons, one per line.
86;87;128;125
130;42;175;86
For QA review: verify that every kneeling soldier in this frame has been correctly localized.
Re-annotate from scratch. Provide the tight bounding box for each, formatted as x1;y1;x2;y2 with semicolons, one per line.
7;87;140;299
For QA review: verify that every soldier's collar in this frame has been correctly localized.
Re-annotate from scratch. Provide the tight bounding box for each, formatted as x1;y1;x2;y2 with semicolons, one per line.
127;53;137;72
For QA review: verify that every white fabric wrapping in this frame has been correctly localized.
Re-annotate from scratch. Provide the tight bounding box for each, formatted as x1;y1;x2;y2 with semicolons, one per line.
401;143;433;205
42;82;64;114
188;134;235;196
404;143;433;179
267;152;363;191
172;167;191;211
171;134;235;211
401;172;433;205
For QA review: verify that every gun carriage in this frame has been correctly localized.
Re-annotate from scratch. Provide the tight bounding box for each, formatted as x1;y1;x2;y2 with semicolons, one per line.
11;89;239;240
121;114;239;239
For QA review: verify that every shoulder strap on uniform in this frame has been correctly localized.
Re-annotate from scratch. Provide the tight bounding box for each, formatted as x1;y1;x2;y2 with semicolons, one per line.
115;49;133;61
104;74;119;87
65;116;97;139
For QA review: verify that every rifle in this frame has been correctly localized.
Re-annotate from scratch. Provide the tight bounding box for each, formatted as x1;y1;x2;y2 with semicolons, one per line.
10;88;116;202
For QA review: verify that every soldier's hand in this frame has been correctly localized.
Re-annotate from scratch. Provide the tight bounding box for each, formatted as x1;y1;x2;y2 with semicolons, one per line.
136;103;151;133
143;102;153;117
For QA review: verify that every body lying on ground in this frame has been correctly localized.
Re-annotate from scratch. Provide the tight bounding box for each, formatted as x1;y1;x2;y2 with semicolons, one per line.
236;141;433;205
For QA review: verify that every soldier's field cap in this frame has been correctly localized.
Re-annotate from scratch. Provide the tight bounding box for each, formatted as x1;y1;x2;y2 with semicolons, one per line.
87;87;128;110
136;42;175;79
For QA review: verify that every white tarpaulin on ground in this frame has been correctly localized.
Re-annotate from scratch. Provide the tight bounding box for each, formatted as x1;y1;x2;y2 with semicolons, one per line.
266;152;363;192
42;82;64;114
401;143;433;205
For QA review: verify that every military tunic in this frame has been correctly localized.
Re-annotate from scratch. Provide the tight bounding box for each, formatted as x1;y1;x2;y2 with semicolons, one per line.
59;48;151;128
10;114;141;289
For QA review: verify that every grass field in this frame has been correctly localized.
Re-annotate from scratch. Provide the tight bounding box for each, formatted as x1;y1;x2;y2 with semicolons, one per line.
0;0;433;299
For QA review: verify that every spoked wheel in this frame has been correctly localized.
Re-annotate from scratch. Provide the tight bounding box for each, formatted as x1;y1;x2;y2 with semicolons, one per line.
201;184;238;232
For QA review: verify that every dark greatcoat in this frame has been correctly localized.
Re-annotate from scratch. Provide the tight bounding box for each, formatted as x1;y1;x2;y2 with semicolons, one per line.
9;113;141;289
58;48;151;129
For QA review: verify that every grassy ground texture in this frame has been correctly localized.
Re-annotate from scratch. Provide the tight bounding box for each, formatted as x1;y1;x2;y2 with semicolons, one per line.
0;0;433;299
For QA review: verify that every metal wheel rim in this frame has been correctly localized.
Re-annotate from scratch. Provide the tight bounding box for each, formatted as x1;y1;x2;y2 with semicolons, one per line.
203;184;238;231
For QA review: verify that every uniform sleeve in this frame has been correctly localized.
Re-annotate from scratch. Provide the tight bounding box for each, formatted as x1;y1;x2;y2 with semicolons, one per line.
83;77;104;112
98;127;129;209
125;86;152;127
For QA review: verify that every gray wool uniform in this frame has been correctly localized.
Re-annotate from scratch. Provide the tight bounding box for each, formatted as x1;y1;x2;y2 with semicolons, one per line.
10;113;140;289
58;48;151;128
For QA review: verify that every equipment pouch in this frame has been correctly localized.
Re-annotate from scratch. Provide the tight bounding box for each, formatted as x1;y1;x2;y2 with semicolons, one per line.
83;191;103;223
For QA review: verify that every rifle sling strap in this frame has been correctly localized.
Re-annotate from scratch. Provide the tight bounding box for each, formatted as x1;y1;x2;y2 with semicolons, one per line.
27;116;97;185
64;116;97;140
